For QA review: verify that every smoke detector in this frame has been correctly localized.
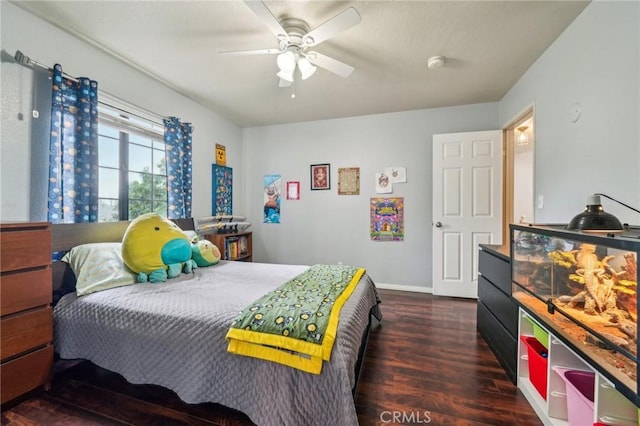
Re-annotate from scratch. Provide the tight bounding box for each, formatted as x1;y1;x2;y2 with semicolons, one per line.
427;56;445;70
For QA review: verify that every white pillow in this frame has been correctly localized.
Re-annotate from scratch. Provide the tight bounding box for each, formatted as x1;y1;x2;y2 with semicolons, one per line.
62;242;137;296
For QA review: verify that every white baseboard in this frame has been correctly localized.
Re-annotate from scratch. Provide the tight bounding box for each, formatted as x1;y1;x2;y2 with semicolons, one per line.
375;282;433;294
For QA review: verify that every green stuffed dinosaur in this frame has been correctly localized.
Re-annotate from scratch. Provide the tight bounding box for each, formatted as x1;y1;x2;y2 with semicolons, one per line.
122;213;197;283
191;238;221;267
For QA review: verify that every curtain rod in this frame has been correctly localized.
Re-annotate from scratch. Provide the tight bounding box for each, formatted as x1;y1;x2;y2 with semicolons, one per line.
15;50;79;82
13;50;174;127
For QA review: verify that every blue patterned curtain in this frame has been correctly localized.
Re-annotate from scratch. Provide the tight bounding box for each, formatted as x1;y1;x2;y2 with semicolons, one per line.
48;64;99;224
163;117;193;219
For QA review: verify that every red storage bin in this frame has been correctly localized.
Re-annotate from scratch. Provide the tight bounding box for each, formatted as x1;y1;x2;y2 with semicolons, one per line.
521;335;548;399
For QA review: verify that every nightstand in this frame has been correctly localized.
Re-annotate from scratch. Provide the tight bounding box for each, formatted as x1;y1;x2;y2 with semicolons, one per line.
1;222;53;406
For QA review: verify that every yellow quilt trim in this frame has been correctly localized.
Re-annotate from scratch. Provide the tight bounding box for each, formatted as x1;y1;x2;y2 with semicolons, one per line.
226;267;365;374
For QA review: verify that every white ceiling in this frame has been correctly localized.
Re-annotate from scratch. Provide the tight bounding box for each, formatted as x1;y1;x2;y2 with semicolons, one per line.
14;0;590;127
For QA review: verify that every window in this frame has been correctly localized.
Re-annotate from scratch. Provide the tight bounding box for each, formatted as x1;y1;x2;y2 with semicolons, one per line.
97;99;167;222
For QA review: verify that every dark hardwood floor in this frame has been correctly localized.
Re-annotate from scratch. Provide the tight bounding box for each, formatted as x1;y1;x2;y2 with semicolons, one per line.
1;289;541;425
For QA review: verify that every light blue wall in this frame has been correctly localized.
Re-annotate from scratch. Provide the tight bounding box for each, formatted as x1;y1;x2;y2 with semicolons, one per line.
243;103;499;290
499;1;640;225
0;2;243;221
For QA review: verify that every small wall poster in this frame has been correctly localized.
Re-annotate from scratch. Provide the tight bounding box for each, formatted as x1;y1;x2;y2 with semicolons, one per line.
263;174;281;223
212;164;232;215
385;166;406;183
370;197;404;241
375;172;392;193
216;144;227;166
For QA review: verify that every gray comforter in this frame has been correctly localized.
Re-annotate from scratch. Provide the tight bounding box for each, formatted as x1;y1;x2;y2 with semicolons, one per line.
54;261;381;426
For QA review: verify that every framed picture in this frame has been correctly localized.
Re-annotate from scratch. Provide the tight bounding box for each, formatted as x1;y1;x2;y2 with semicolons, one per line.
338;167;360;195
286;181;300;200
310;163;330;190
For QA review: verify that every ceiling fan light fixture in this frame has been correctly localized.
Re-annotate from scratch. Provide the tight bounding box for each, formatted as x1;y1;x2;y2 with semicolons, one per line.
277;69;294;82
277;51;296;72
226;2;362;88
297;57;317;80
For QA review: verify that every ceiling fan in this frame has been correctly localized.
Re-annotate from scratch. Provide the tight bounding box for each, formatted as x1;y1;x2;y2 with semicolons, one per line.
220;0;362;87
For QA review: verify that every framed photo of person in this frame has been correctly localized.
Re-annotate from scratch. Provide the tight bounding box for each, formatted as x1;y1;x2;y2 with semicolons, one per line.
310;163;330;190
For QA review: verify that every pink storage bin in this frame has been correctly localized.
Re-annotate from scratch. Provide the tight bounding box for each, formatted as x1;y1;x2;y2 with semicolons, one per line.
553;366;595;426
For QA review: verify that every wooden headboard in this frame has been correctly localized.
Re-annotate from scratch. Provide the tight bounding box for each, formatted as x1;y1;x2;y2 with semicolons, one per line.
51;218;195;294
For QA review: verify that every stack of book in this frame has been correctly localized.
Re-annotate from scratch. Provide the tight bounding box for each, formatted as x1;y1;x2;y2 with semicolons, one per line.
225;237;239;260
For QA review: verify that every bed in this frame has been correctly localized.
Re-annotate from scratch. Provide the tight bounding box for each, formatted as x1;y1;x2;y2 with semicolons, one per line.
51;220;381;426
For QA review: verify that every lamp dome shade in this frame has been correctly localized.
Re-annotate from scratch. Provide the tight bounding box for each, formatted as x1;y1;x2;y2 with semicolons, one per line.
298;57;317;80
277;69;294;82
567;195;624;232
277;51;296;72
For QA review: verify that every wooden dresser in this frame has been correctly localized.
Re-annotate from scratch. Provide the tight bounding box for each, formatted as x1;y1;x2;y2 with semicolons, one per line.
0;222;53;406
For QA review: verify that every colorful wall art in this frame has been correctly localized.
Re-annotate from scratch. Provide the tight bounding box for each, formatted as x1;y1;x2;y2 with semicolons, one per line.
370;197;404;241
212;164;232;215
263;174;282;223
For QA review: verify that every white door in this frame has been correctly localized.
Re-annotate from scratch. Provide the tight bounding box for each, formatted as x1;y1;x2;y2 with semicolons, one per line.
432;130;503;298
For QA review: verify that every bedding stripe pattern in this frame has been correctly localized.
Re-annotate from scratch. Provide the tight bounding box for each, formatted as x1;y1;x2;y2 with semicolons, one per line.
226;264;365;373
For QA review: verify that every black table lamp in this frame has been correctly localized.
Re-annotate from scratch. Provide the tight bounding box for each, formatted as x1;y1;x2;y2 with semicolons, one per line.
567;194;624;232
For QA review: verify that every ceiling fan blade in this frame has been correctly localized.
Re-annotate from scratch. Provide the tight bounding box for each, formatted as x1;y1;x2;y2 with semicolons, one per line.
279;79;292;88
219;48;280;56
243;0;288;41
306;52;354;78
302;7;361;47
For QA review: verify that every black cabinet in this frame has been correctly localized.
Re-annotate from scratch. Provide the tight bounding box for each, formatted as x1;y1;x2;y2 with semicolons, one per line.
477;245;518;383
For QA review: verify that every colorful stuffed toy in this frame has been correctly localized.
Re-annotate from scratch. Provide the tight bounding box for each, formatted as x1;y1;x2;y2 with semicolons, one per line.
122;213;197;283
191;239;221;267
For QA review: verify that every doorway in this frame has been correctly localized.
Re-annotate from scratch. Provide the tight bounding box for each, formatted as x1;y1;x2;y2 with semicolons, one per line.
503;108;535;245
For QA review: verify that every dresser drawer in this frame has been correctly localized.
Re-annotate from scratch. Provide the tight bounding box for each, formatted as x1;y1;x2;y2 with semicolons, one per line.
478;275;518;337
1;345;53;404
0;226;52;273
477;301;517;383
478;248;511;295
1;268;52;316
1;307;52;360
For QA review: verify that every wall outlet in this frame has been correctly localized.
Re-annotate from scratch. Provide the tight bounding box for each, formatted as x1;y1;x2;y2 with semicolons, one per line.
537;195;544;209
